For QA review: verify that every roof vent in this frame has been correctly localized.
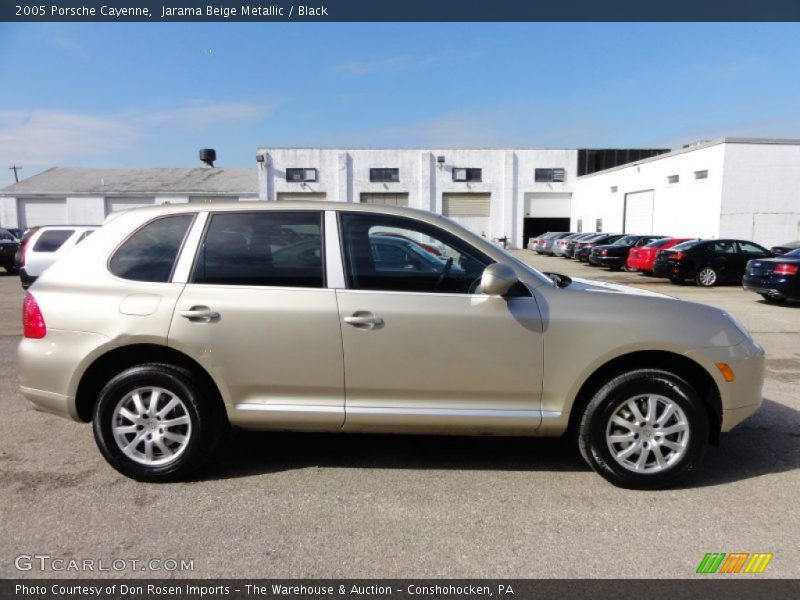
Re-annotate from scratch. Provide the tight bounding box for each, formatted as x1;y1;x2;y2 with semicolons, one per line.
199;148;216;167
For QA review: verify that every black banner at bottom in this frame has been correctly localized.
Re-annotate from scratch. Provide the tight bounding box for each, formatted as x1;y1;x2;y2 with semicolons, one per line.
2;580;800;600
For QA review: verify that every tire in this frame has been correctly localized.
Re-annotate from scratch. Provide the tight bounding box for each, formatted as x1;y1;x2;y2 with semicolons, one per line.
761;293;787;304
696;266;718;287
92;363;227;482
577;369;708;490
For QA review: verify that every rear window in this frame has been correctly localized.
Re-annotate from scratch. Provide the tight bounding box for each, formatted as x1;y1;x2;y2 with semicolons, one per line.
109;215;194;282
646;238;673;249
786;248;800;257
33;230;74;252
671;240;702;251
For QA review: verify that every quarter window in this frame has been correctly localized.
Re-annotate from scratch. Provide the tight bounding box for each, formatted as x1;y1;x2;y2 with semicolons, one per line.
33;230;74;252
339;213;490;294
191;211;324;287
109;215;194;282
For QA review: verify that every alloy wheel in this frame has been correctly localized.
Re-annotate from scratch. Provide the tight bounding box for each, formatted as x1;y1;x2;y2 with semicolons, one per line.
698;267;717;286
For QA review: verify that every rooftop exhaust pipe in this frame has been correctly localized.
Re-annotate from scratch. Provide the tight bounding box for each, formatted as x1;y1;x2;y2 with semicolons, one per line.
199;148;216;167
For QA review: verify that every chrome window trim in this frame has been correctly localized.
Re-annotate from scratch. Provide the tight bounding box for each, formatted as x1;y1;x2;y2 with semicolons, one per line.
324;210;346;289
171;211;208;283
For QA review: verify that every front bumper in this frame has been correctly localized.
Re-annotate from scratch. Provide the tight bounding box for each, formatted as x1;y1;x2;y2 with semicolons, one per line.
590;255;626;268
686;336;765;432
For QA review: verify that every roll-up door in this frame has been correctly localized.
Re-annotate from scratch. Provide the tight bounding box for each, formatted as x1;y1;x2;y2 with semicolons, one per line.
360;193;409;206
623;190;655;234
17;198;68;227
441;193;491;236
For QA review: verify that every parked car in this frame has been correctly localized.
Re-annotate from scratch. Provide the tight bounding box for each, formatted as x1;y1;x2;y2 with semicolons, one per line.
770;240;800;256
0;229;21;274
373;231;444;256
563;233;600;258
588;235;667;270
7;228;25;240
19;226;98;289
627;237;695;274
743;248;800;303
18;203;764;489
574;234;624;262
531;231;565;254
552;233;583;257
652;239;772;286
540;232;572;256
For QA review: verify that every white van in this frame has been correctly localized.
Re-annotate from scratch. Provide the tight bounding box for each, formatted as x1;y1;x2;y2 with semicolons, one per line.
19;226;98;289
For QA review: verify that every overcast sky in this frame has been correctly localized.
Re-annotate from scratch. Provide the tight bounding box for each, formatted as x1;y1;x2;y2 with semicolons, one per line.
2;22;799;185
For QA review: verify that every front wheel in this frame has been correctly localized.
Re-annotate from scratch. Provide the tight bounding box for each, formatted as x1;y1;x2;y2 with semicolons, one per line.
578;369;708;490
93;364;226;482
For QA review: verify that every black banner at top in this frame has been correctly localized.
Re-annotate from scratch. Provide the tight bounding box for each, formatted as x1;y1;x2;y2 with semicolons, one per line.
3;0;800;22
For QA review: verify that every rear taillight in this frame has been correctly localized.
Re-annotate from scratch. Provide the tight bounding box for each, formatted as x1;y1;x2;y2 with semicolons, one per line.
671;252;685;261
23;294;46;339
774;263;799;276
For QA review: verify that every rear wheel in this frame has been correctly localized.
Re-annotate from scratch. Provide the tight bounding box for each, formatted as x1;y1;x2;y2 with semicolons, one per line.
578;369;708;490
696;266;718;287
93;364;227;482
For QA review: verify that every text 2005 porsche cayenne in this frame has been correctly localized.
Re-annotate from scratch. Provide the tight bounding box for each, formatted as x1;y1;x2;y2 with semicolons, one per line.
19;203;764;489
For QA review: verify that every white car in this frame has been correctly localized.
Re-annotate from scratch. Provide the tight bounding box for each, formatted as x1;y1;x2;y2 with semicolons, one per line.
19;226;98;289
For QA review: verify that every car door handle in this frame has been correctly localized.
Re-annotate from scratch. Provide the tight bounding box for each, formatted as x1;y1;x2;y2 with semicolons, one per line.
180;306;220;321
344;313;384;330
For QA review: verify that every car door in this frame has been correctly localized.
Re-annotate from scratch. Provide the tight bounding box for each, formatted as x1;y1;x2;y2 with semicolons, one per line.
335;211;544;435
168;210;345;430
705;240;737;281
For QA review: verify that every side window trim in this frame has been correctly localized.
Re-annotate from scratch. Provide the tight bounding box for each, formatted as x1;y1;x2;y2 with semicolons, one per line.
172;211;209;283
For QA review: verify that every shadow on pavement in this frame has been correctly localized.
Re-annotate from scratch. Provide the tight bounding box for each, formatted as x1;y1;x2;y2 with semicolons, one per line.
200;398;799;488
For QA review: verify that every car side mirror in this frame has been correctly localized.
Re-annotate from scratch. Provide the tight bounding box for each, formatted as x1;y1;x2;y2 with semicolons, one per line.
481;263;519;297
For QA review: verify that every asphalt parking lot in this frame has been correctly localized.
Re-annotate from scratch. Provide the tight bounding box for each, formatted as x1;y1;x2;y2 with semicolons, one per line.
0;255;798;580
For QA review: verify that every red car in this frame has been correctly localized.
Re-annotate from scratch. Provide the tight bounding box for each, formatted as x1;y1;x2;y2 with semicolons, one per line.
627;237;695;273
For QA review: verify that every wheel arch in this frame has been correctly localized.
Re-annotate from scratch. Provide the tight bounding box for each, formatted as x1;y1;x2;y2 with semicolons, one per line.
566;350;722;445
75;343;226;423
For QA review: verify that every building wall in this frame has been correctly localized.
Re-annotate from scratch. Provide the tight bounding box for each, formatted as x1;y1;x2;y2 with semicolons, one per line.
719;144;800;247
258;148;576;247
571;144;726;238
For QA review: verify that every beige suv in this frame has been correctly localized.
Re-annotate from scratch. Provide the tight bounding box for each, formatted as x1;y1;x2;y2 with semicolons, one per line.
18;203;764;488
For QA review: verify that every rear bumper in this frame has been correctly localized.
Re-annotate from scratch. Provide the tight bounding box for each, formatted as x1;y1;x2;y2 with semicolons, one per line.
19;268;36;289
743;275;800;300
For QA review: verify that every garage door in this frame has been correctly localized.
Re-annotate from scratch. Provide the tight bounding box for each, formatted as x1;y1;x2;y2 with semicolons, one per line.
276;192;327;202
441;193;491;236
189;196;240;204
18;198;68;227
360;193;409;207
105;197;156;215
624;190;655;234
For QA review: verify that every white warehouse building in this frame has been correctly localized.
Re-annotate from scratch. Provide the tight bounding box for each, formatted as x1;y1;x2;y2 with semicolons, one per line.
571;138;800;249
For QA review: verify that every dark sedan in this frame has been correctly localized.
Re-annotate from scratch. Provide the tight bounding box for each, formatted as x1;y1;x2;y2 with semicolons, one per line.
770;240;800;256
562;233;597;258
653;239;772;286
0;229;21;274
574;233;624;262
588;234;667;269
743;248;800;303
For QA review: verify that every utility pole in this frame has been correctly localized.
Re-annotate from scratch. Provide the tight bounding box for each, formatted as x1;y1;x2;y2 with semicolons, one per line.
9;165;22;183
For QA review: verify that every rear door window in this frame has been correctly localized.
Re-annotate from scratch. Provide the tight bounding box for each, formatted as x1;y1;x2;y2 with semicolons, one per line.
191;211;324;287
109;215;194;282
33;230;74;252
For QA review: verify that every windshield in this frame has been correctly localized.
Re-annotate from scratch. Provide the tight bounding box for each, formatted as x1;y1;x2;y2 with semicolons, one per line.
613;235;638;246
646;237;674;249
0;230;15;241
